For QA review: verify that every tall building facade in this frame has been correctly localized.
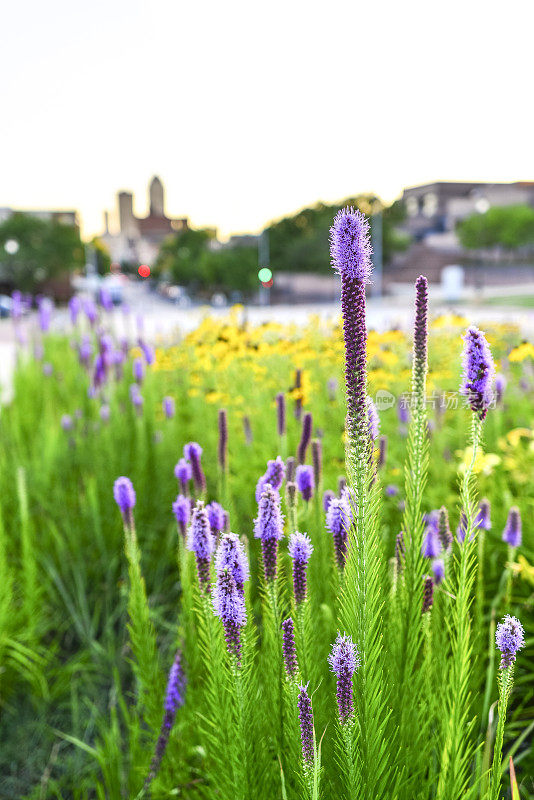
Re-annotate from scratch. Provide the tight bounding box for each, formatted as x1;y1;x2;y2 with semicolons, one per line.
101;176;188;266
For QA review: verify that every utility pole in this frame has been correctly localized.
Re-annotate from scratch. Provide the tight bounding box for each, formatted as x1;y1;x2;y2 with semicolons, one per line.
258;230;270;305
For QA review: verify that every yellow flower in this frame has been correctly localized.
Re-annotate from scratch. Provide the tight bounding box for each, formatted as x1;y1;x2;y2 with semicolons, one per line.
509;342;534;362
457;447;501;476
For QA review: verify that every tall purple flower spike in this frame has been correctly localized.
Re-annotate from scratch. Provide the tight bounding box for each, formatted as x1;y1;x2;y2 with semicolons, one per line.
295;465;314;502
495;615;525;668
421;522;442;559
163;396;175;419
328;633;360;724
437;506;453;551
475;498;491;531
113;476;136;529
212;568;247;661
276;392;286;437
312;439;322;488
215;533;249;594
297;684;315;768
288;532;313;605
174;458;192;492
282;617;299;678
143;649;186;792
326;496;351;570
330;208;373;445
186;501;214;592
502;506;522;547
460;326;495;420
422;575;434;613
413;276;428;399
172;494;191;538
218;408;228;471
254;483;284;582
255;456;286;502
206;501;226;537
184;442;207;494
297;412;313;465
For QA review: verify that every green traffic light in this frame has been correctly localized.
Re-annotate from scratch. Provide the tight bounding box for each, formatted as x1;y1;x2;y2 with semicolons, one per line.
258;267;272;282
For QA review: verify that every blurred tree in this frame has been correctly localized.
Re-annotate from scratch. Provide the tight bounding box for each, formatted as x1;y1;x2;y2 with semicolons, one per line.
90;236;112;275
153;228;216;286
266;195;410;272
152;196;410;294
457;205;534;249
0;213;85;292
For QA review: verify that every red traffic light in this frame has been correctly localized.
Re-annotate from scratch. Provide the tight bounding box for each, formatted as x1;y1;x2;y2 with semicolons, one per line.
138;264;150;278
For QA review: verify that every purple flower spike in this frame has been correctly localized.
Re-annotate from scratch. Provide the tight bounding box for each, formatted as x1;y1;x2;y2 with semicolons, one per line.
495;373;506;405
276;392;286;437
212;568;247;661
163;396;175;419
282;618;299;678
330;207;373;283
422;575;434;613
207;501;226;536
288;532;313;605
143;649;186;792
328;633;360;724
326;497;351;571
255;456;286;502
297;412;313;465
432;558;445;585
254;483;284;582
297;684;315;768
69;295;81;325
502;507;522;548
113;476;136;528
215;533;249;594
422;523;442;559
312;439;322;488
295;465;314;502
413;277;428;398
323;490;335;513
437;507;453;551
398;399;410;425
133;357;145;384
172;494;191;538
174;458;192;491
217;409;228;471
460;326;495;420
330;208;372;444
378;435;387;468
186;501;214;592
495;615;525;669
475;498;491;531
184;442;206;494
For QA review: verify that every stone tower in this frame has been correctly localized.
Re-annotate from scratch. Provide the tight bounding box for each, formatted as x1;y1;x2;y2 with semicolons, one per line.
149;175;165;217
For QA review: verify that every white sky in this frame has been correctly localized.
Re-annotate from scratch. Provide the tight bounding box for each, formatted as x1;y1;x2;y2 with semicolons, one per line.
2;0;533;239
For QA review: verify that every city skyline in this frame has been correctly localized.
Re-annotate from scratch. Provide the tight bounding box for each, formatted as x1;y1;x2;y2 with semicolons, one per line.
2;0;533;240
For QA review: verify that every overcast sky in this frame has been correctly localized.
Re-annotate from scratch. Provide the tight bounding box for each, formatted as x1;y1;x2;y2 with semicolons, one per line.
2;0;533;239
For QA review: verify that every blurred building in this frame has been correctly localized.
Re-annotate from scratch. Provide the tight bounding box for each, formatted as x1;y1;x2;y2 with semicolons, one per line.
402;181;534;243
0;207;79;226
101;176;188;266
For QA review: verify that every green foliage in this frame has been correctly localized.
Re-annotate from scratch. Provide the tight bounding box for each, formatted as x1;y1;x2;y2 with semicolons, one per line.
90;237;112;275
457;204;534;250
0;307;533;798
267;195;410;272
0;213;85;291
